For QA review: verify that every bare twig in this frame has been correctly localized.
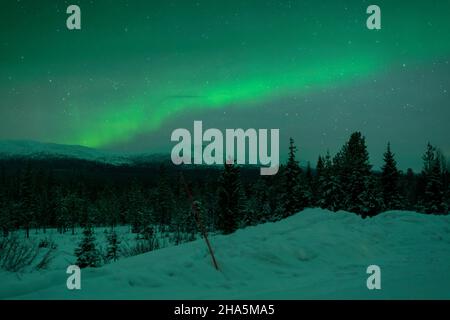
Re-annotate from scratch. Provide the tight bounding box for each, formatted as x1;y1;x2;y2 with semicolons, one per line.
180;172;220;271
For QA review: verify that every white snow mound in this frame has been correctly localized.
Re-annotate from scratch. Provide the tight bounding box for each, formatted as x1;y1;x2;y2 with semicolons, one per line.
2;208;450;299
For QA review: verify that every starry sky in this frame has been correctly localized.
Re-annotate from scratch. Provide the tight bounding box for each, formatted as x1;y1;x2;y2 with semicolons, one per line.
1;0;449;171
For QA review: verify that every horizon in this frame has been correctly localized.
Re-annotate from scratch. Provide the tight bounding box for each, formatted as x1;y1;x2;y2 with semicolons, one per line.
0;136;446;173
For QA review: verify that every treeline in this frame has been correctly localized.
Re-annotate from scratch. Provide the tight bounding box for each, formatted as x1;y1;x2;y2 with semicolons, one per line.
281;133;449;218
0;131;449;239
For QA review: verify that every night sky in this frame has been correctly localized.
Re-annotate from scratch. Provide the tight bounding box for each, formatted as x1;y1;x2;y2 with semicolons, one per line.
1;0;449;170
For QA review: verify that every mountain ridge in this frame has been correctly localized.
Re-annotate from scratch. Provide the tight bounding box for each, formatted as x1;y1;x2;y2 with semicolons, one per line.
0;140;167;165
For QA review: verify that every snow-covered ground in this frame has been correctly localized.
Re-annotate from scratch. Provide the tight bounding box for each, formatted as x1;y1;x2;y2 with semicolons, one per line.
1;209;450;299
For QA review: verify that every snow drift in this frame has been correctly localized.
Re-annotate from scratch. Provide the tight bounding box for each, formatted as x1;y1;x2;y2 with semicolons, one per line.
1;208;450;299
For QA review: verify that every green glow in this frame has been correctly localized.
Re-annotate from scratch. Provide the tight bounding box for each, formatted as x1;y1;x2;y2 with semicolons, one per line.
68;56;381;147
2;0;450;148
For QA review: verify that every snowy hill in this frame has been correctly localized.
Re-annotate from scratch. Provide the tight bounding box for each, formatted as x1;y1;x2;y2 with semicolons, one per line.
0;140;166;165
2;208;450;299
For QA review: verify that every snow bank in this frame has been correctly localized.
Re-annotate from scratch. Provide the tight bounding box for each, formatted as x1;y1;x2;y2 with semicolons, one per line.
1;209;450;299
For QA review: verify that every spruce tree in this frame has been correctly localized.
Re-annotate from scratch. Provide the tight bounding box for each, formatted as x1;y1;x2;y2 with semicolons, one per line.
315;155;326;208
424;156;446;214
381;143;402;210
358;175;384;217
422;143;435;175
98;187;120;229
156;165;175;226
106;230;121;262
420;144;447;213
60;192;83;235
316;156;325;180
282;138;305;216
127;181;146;234
0;194;12;237
19;164;37;238
254;177;272;223
55;188;67;234
186;200;203;240
443;161;450;212
75;225;100;268
317;151;342;211
304;161;314;206
338;132;374;215
216;162;244;234
404;168;418;210
243;177;271;226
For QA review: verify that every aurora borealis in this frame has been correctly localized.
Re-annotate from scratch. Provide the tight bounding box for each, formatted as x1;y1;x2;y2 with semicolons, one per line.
1;0;450;170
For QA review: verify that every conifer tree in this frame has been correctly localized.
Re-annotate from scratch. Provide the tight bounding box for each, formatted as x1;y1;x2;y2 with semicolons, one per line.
359;175;384;217
75;225;100;268
419;143;447;213
381;143;402;210
61;192;83;235
0;193;12;237
442;160;450;212
254;177;272;223
106;229;121;262
185;200;203;240
338;132;374;215
156;165;175;226
216;162;244;234
134;206;155;243
282;138;306;216
19;164;37;238
243;177;272;226
98;186;120;229
403;168;418;210
304;161;314;206
317;151;342;211
422;143;435;175
424;155;446;213
316;156;325;180
315;155;325;208
127;181;146;233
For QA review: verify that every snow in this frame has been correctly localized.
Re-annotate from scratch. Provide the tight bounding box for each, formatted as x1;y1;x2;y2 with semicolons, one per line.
1;208;450;299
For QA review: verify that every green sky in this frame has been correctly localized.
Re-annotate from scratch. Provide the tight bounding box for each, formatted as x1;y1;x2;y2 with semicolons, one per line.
1;0;449;169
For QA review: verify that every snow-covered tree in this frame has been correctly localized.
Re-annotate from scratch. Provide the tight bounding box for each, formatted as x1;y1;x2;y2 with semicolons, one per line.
424;155;446;214
381;143;403;210
304;161;314;207
19;165;38;238
0;198;13;237
315;155;325;205
422;143;436;175
282;138;307;216
246;177;272;224
358;175;384;218
403;168;418;210
75;225;100;268
156;165;175;226
106;230;121;262
58;192;84;235
217;162;244;234
97;187;120;229
316;151;342;211
418;144;447;214
338;132;374;215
